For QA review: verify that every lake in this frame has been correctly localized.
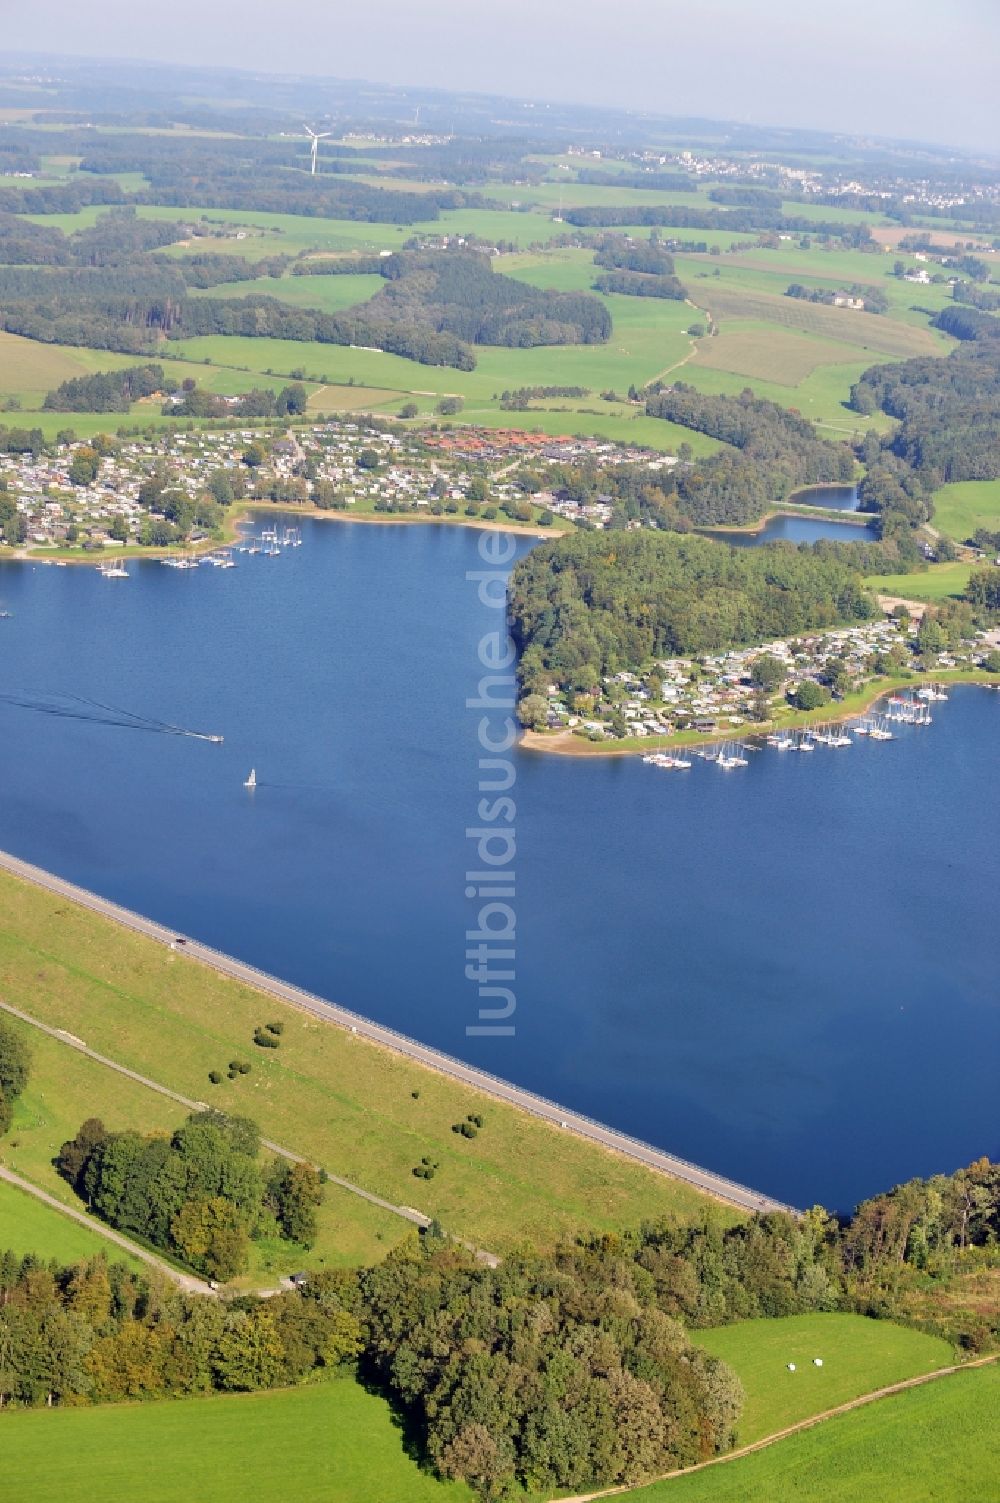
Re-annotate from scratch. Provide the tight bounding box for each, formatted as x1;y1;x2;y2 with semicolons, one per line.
0;519;996;1212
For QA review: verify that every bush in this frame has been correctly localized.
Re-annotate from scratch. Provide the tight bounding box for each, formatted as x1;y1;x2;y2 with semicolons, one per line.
253;1028;280;1049
452;1120;478;1139
208;1069;223;1085
265;1021;284;1036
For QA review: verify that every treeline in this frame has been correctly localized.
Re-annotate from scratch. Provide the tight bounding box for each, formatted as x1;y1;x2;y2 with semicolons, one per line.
0;1253;361;1407
0;1018;31;1137
563;203;873;243
576;168;694;192
43;363;166;412
290;254;387;276
363;249;610;350
643;383;854;525
499;384;589;409
0;247;611;369
707;186;784;209
166;380;308;420
509;530;875;691
57;1110;325;1280
851;338;1000;494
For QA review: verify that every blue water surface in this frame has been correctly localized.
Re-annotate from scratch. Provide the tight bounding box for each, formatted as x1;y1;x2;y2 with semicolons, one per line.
0;519;995;1211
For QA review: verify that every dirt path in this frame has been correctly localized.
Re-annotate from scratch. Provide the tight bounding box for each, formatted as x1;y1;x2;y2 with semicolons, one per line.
0;1164;216;1295
558;1353;999;1501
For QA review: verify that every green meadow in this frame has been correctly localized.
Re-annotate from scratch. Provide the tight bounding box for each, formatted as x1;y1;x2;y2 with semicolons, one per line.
931;479;1000;541
694;1313;953;1443
0;1175;145;1273
864;560;974;602
626;1362;999;1503
0;1377;475;1503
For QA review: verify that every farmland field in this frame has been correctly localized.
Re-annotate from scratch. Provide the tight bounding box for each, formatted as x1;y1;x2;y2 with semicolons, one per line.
694;1313;953;1443
625;1362;999;1503
0;1377;473;1503
685;281;944;358
689;324;861;386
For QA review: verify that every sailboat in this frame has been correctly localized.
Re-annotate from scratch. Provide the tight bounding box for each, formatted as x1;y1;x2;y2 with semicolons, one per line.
243;768;257;789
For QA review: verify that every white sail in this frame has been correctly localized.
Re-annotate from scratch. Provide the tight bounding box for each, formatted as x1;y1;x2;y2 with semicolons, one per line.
244;768;256;789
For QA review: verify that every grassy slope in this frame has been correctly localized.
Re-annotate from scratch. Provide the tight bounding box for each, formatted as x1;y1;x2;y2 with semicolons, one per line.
864;560;973;602
627;1363;999;1503
0;870;729;1258
694;1313;952;1443
0;1174;145;1273
0;1376;474;1503
931;479;1000;541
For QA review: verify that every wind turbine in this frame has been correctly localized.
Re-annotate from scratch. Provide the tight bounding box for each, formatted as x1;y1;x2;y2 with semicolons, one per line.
303;125;332;177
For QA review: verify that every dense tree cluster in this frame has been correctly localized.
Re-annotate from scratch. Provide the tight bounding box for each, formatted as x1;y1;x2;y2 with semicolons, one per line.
0;1253;361;1408
594;270;686;299
57;1111;325;1280
43;363;167;412
593;240;679;276
499;384;589;408
931;305;1000;343
509;530;876;693
370;249;611;348
851;339;1000;496
643;383;854;524
360;1237;744;1497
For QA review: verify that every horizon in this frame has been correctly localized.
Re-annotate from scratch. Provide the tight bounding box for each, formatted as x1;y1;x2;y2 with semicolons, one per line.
3;0;999;156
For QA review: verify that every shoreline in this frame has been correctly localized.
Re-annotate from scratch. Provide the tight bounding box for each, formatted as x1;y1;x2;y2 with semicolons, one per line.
0;848;792;1217
519;671;1000;758
10;504;565;567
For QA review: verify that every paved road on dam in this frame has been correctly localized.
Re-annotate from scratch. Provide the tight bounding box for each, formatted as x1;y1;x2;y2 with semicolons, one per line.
0;847;798;1217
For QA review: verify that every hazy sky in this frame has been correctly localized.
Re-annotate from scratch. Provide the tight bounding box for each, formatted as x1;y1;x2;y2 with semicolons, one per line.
4;0;998;153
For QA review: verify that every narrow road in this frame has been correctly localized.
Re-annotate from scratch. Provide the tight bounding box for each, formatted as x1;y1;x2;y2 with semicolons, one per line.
0;847;795;1216
559;1353;999;1502
0;1164;215;1295
0;997;435;1235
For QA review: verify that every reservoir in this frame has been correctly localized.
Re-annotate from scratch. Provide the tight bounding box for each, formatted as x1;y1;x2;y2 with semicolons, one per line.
0;520;996;1212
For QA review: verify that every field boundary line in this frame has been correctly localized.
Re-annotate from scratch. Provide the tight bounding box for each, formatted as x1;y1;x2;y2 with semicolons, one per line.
556;1352;999;1501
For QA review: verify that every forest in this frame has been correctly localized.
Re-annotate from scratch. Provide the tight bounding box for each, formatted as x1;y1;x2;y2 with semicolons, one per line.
508;530;876;693
641;383;856;525
851;331;1000;506
5;1150;995;1498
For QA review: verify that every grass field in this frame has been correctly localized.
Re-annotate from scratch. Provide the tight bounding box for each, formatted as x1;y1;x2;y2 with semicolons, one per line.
0;1174;145;1273
0;869;730;1262
694;1313;953;1443
1;1014;414;1275
0;1376;473;1503
627;1362;999;1503
685;281;943;359
689;324;862;386
931;479;1000;542
865;561;974;602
